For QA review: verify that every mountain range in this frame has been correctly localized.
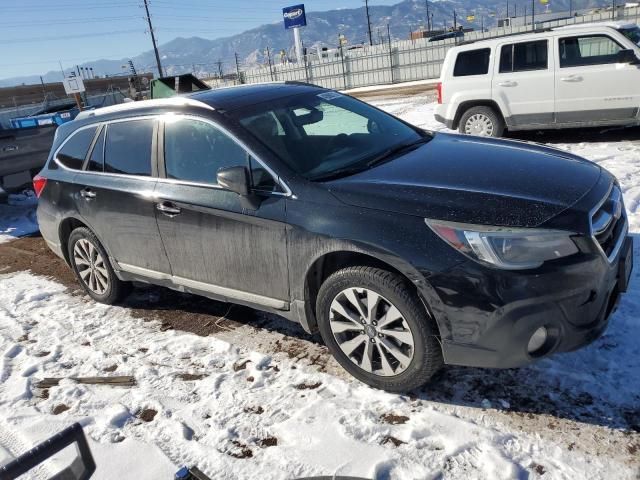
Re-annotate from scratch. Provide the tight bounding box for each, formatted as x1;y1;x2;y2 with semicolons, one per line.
1;0;603;87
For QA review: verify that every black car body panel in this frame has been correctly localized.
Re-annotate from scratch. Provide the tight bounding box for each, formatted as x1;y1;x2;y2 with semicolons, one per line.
36;83;631;372
327;133;602;228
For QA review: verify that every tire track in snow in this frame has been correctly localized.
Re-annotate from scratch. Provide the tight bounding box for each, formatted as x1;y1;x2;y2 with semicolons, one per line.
0;422;53;479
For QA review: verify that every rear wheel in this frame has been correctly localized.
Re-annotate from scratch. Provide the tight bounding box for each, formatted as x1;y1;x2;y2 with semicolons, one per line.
316;266;443;392
67;227;131;304
459;106;505;137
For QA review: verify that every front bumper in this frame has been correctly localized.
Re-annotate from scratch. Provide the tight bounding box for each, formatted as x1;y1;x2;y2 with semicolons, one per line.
425;234;633;368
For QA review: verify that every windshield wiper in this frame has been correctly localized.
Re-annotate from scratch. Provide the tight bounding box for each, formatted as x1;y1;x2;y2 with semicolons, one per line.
364;136;432;169
311;136;432;182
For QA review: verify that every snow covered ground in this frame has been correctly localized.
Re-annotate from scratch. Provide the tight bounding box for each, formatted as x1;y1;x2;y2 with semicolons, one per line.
0;97;639;479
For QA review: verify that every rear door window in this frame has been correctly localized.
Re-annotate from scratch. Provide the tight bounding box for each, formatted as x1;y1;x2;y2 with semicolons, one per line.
56;126;98;170
499;40;548;72
559;35;623;67
104;119;154;176
453;48;491;76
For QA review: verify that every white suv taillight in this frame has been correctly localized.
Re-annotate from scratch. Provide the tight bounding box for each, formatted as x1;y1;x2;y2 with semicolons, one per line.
436;82;443;104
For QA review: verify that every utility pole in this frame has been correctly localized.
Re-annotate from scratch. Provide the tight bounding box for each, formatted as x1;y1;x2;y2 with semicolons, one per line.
569;0;573;16
425;0;431;31
39;76;47;101
453;10;457;29
364;0;373;46
612;0;616;19
506;0;509;19
143;0;163;77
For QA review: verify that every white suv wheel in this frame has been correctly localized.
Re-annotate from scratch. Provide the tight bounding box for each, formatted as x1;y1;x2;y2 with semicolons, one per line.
464;113;494;136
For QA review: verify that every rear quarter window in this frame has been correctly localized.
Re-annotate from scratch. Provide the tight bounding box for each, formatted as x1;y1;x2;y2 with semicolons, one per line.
56;126;98;170
453;48;491;77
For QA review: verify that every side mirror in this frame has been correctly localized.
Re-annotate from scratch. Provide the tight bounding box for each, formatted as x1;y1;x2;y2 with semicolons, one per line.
216;166;262;210
616;48;639;64
217;166;250;196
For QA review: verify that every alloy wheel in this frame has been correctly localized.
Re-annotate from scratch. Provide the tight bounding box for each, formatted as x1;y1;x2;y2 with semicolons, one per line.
329;287;415;376
73;238;109;295
464;113;494;136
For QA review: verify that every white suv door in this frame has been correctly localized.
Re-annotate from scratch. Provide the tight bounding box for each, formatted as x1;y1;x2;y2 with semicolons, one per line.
492;38;555;127
554;32;640;124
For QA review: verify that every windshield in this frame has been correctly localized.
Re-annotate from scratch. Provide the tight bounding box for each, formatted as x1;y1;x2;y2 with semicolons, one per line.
235;91;426;180
620;26;640;46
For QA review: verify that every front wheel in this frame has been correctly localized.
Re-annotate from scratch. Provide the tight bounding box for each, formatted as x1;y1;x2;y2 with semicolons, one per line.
316;266;443;392
459;106;505;137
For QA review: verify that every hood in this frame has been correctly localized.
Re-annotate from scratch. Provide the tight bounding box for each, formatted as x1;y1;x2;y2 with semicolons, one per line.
327;133;602;228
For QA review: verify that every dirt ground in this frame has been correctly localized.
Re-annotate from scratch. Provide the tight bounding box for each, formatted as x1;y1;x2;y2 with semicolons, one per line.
1;235;639;469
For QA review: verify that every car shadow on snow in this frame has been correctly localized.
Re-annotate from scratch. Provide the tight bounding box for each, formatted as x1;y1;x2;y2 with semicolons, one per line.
505;125;640;144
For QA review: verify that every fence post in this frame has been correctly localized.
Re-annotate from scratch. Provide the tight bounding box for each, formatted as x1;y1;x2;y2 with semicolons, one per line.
339;41;347;90
265;46;275;81
387;24;394;85
234;53;244;84
303;50;310;84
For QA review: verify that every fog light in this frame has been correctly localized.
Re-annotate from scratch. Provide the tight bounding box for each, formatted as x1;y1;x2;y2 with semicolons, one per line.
527;326;548;354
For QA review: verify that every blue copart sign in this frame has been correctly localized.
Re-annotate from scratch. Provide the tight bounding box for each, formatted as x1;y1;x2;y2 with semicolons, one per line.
283;4;307;29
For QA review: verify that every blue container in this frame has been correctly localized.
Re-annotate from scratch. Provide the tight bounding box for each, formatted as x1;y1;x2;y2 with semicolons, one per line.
10;109;78;130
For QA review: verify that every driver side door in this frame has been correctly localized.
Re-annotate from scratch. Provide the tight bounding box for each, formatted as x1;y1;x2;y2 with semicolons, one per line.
154;115;290;306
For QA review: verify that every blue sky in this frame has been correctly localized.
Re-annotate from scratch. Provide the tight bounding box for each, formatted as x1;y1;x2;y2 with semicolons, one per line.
0;0;401;80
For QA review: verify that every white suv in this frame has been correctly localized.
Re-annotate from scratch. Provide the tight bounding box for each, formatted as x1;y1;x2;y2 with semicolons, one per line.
434;22;640;137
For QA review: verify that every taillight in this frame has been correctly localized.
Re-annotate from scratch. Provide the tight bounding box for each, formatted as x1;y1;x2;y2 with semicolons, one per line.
33;174;47;198
436;82;443;104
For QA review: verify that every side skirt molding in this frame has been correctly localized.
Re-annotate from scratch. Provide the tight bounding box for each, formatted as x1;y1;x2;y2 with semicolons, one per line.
116;262;289;311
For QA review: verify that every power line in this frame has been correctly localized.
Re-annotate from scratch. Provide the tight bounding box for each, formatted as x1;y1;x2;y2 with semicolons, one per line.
0;29;143;44
0;16;142;28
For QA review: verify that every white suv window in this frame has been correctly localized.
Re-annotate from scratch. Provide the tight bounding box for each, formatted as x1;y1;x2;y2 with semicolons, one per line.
499;40;548;73
453;48;491;77
559;35;623;67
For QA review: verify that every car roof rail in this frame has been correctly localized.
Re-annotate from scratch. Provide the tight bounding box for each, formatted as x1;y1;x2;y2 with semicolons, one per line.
455;27;555;46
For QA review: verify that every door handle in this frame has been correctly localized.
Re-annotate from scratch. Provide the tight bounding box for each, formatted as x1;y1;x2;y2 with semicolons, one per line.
80;188;96;199
498;81;517;87
560;75;583;82
156;201;182;217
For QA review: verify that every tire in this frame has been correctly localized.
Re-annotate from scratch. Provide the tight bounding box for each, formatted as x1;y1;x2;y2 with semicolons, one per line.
67;227;131;304
458;106;505;137
316;266;443;392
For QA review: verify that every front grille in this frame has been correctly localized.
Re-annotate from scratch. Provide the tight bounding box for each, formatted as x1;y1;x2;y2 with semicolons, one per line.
590;185;626;260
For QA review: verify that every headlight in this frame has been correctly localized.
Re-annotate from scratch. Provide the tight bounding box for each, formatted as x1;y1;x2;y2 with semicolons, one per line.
426;219;579;270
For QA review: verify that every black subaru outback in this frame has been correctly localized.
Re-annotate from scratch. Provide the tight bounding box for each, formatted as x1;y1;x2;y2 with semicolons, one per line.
35;83;632;391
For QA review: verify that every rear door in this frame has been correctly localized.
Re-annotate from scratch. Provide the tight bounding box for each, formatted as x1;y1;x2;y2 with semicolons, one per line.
492;38;555;127
74;117;171;274
554;32;640;124
154;115;289;305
